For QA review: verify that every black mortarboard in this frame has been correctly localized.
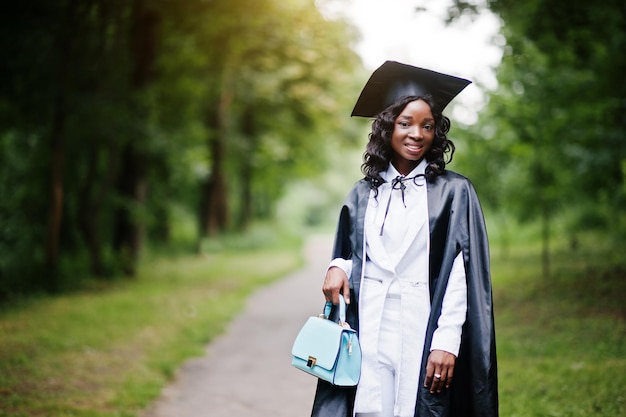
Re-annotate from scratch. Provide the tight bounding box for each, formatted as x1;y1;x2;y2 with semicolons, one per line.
351;61;472;117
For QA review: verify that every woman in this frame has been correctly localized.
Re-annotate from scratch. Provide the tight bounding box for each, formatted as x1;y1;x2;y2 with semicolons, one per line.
311;61;498;417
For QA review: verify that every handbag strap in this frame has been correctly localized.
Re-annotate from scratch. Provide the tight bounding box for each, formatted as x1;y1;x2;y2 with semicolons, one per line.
323;301;332;319
323;294;347;323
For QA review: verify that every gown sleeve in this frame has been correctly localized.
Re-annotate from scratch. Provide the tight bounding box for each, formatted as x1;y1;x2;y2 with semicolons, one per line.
328;258;353;280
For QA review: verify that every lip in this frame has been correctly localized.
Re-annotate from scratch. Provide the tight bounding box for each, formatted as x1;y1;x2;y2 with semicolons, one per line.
404;143;424;154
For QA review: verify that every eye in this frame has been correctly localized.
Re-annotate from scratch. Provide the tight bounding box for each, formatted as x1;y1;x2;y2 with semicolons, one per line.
423;124;434;131
398;121;410;128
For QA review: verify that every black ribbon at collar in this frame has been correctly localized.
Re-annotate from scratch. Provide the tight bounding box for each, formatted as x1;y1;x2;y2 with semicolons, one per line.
379;174;425;236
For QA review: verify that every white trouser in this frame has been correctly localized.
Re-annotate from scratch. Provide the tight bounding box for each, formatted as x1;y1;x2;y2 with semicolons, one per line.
356;295;402;417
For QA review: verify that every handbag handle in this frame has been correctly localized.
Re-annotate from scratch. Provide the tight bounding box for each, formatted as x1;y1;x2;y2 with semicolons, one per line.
323;294;348;323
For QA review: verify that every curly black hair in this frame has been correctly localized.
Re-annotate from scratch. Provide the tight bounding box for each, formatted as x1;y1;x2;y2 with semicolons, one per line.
361;95;454;189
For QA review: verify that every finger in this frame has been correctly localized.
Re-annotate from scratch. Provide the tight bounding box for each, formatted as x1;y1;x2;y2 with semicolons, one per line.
322;285;338;304
321;284;332;302
435;370;448;393
323;289;339;304
445;366;454;388
432;367;451;394
342;280;351;304
424;363;434;388
430;371;442;393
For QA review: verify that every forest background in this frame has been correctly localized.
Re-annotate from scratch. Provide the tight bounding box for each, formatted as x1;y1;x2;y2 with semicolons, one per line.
0;0;624;415
1;0;625;296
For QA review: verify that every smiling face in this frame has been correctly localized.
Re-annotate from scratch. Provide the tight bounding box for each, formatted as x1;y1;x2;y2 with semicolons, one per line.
390;99;435;175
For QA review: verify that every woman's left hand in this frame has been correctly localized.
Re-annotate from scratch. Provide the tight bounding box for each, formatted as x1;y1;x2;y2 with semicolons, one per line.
423;350;456;394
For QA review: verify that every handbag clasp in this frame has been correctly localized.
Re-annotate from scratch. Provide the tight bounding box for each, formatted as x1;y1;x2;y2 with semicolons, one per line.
307;356;316;367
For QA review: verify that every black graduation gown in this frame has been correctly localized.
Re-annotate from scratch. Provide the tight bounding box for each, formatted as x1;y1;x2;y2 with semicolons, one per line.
311;170;498;417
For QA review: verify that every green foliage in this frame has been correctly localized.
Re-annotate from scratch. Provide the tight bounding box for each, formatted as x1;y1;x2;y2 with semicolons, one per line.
451;0;626;278
0;131;48;292
494;0;623;215
0;0;363;296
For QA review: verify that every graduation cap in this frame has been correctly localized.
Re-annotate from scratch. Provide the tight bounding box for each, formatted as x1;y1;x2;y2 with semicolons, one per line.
351;61;472;117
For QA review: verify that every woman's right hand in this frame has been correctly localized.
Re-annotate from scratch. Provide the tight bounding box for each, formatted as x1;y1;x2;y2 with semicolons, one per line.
322;266;350;305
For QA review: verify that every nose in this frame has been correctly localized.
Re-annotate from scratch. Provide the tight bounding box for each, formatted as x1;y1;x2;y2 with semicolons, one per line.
408;125;423;139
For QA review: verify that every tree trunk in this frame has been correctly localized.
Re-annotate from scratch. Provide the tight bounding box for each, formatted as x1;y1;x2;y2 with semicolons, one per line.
206;133;228;235
78;136;104;276
237;106;256;231
200;67;234;237
46;131;64;281
112;0;157;275
541;198;551;280
237;156;253;231
76;0;121;277
113;144;147;274
45;0;77;288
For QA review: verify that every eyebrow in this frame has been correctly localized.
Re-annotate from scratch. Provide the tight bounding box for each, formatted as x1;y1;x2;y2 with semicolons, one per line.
398;115;435;122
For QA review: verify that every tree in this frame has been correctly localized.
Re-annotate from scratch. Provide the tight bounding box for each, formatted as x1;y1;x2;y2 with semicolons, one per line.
0;0;362;297
449;0;626;276
187;0;360;236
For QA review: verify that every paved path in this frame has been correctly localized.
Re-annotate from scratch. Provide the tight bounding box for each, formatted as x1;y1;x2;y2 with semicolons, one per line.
141;235;332;417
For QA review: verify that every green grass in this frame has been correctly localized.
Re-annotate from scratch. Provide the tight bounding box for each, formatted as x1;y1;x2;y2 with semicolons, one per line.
0;239;304;416
1;225;624;417
492;233;626;416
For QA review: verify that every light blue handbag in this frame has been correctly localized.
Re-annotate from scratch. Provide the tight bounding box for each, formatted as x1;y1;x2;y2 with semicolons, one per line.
291;295;361;386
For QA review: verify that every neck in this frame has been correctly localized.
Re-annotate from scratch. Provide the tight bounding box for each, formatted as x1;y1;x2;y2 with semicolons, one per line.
392;160;421;176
